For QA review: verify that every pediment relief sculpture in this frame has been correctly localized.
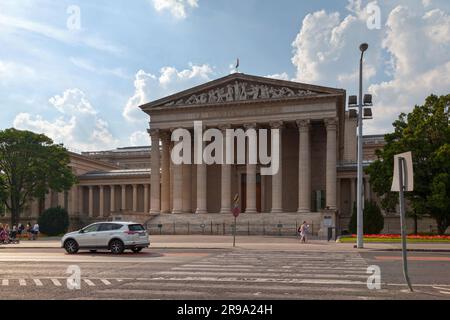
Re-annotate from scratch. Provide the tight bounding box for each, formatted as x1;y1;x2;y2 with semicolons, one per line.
164;81;318;107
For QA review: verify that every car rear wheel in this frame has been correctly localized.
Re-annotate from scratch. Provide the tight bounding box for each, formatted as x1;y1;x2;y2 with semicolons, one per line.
131;247;143;253
109;239;124;254
64;239;79;254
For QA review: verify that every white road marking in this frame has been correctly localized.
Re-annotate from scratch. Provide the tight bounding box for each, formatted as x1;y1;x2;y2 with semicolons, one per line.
51;279;62;287
101;279;111;285
33;279;43;286
2;279;9;286
19;279;26;286
84;279;95;286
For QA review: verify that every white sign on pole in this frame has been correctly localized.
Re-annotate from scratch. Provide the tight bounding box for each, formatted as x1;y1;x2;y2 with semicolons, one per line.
391;151;414;192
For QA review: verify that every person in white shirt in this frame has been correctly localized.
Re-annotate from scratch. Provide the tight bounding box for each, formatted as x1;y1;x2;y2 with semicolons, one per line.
32;223;39;240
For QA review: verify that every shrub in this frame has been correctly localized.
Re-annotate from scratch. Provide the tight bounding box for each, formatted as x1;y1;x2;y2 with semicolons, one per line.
349;200;384;234
38;206;69;236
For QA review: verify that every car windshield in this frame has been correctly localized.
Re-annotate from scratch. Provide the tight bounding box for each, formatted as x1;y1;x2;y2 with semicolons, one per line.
128;224;144;231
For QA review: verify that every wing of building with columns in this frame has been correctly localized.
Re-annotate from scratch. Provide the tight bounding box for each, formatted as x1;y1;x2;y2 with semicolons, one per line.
0;73;438;235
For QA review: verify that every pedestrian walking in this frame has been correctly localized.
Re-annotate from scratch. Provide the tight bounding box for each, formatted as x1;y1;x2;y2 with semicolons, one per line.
26;222;32;240
32;223;40;240
299;221;309;243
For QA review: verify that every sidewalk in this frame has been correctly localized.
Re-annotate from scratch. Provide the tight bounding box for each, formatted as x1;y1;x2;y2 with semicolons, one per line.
3;235;450;252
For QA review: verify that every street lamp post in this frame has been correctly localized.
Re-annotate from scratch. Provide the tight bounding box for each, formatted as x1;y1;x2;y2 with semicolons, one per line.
348;44;372;249
357;43;368;249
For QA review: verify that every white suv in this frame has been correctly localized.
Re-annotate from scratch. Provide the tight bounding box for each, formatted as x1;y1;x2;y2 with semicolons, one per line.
61;222;150;254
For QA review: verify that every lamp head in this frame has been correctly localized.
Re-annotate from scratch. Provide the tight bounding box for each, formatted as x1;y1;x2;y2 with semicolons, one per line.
360;43;369;53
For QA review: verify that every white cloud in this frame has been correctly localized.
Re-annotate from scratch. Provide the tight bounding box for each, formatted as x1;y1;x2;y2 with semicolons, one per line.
291;0;450;134
13;89;119;151
0;13;123;55
266;72;290;81
70;57;129;79
366;5;450;133
0;60;36;84
129;131;150;146
151;0;199;19
123;64;214;122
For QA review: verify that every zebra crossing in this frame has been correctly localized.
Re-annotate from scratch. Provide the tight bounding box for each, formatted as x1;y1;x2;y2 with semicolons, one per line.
92;250;397;299
0;277;121;288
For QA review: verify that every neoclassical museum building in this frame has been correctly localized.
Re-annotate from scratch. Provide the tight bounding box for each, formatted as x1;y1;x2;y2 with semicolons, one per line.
0;73;436;236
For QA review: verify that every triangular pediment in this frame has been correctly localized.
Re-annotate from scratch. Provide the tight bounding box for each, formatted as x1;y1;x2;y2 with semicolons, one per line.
140;73;344;110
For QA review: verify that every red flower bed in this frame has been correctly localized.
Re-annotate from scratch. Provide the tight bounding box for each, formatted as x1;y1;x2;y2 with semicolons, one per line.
350;234;450;240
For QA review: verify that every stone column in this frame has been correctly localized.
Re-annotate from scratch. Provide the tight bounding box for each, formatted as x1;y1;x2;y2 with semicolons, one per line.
270;121;283;213
245;123;257;213
161;131;171;213
297;119;311;213
220;125;231;214
149;129;161;214
325;118;337;210
364;178;371;202
31;198;39;218
45;191;52;209
132;184;138;212
70;187;79;217
88;186;94;218
195;127;207;214
182;164;192;213
144;184;149;213
99;186;104;218
350;178;356;209
57;192;65;208
110;185;115;213
172;131;183;214
121;184;126;211
79;188;84;216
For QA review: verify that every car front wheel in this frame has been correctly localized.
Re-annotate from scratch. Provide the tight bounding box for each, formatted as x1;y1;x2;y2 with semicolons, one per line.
109;240;125;254
64;239;79;254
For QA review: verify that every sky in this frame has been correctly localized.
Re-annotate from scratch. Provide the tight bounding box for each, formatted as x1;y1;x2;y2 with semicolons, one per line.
1;0;449;151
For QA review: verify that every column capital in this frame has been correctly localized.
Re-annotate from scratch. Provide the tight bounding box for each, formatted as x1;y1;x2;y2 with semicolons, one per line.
148;128;160;136
270;121;284;129
324;118;338;131
296;119;311;132
243;122;257;130
160;130;171;141
218;124;232;131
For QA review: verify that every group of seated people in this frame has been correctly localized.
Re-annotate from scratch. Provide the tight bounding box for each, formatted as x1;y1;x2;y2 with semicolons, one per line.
0;222;40;244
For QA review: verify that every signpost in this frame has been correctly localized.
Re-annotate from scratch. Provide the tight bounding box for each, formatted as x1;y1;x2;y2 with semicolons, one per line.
391;151;414;292
232;194;240;247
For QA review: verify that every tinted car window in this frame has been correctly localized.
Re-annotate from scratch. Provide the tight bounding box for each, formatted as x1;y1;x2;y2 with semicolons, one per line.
128;224;145;231
98;223;123;231
83;224;100;233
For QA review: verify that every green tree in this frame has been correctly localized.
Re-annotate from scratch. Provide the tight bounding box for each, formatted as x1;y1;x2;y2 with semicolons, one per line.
38;206;70;236
349;201;384;234
366;94;450;234
0;128;77;225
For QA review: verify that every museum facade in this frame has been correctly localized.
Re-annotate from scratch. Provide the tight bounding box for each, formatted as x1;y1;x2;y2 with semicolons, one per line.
1;73;435;235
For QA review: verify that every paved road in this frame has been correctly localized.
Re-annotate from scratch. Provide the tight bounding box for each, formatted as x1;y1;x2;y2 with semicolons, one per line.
0;247;449;300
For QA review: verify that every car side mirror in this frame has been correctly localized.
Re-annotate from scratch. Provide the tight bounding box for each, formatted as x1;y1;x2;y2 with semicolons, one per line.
79;229;85;234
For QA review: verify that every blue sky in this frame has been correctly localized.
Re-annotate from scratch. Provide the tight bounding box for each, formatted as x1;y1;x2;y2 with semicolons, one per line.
1;0;449;150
